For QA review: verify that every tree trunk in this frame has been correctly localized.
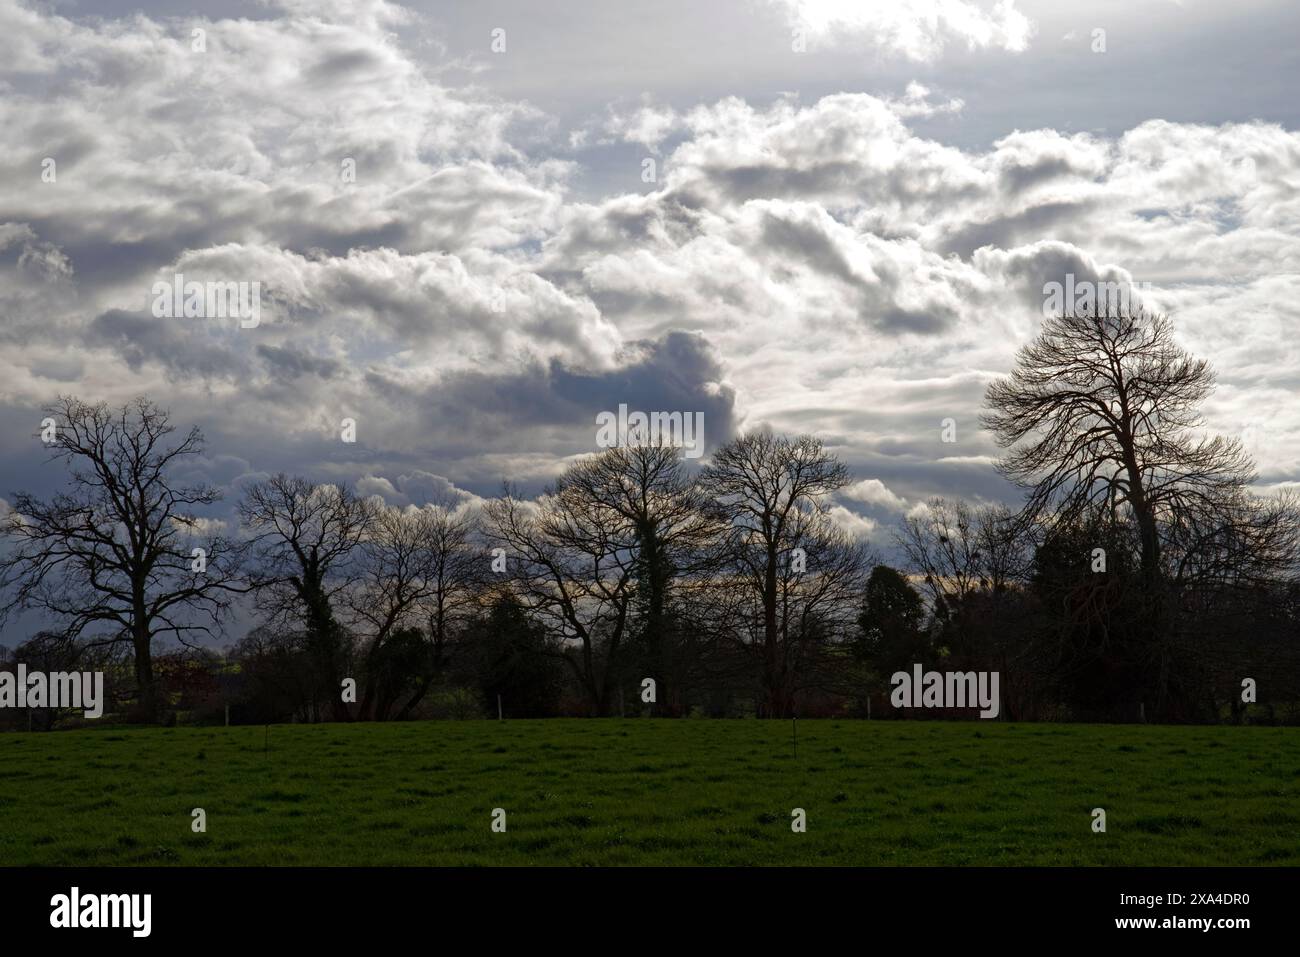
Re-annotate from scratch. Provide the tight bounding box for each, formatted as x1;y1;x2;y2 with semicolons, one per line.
762;542;781;717
642;530;674;715
132;622;158;722
131;578;159;722
1121;441;1170;714
301;568;350;722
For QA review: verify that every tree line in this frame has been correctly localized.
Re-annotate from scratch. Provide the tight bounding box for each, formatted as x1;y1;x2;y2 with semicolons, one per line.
3;307;1299;725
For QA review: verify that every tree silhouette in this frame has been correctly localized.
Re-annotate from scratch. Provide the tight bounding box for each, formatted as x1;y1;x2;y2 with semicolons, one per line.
698;432;865;717
0;396;246;720
553;443;720;715
984;307;1297;712
238;474;375;721
984;308;1255;593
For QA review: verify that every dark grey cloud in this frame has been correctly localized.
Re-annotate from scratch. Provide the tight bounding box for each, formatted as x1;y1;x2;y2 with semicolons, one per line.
255;344;344;381
941;199;1094;258
87;309;248;380
362;330;736;479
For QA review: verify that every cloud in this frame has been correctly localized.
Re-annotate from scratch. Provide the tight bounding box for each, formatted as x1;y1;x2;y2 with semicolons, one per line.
843;479;909;512
356;470;482;509
768;0;1035;61
826;504;879;541
2;0;1299;627
583;98;683;153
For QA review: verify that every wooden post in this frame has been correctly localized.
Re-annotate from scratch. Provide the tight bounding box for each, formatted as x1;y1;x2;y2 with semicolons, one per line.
497;695;503;721
867;696;871;720
619;686;625;718
225;703;230;727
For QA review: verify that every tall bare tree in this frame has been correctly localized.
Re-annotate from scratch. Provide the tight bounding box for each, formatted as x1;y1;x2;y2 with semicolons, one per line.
347;505;439;720
983;307;1298;712
553;443;721;713
698;431;864;717
344;502;483;720
983;308;1254;593
396;500;480;719
483;479;638;716
238;474;375;721
0;396;246;720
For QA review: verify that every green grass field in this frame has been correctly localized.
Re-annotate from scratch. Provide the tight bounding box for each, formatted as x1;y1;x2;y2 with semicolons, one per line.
1;720;1297;866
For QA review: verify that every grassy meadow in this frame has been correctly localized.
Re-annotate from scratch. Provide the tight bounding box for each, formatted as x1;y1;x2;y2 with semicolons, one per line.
1;719;1297;866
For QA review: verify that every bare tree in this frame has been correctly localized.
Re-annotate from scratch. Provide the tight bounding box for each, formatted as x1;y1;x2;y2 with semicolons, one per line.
897;498;1030;608
1165;488;1300;594
983;308;1255;593
346;505;439;719
394;500;481;719
698;431;864;717
0;396;246;720
343;502;483;720
483;480;638;716
897;498;984;609
983;307;1298;713
553;443;721;712
238;474;375;720
895;497;1039;702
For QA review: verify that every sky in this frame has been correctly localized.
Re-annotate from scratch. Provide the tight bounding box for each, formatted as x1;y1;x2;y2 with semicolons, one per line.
1;0;1299;641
